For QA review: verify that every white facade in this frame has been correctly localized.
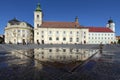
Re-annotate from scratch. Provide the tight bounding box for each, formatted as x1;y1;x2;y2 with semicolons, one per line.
34;3;89;44
33;3;117;44
5;18;34;44
89;32;116;44
34;48;98;62
106;19;115;32
34;28;88;44
88;18;116;44
4;3;117;45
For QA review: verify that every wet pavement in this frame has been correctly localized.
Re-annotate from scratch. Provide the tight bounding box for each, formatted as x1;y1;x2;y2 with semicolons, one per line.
0;45;120;80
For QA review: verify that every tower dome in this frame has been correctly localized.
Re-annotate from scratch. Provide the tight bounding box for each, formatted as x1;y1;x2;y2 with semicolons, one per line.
106;18;115;32
108;18;114;23
35;3;42;11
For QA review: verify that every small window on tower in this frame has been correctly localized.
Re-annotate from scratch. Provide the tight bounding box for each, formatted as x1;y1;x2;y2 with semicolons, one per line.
37;24;39;27
37;15;39;18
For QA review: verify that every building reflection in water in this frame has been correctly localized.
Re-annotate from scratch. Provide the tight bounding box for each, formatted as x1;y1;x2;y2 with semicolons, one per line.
9;48;98;80
34;48;98;62
11;49;34;58
10;48;98;65
10;49;34;66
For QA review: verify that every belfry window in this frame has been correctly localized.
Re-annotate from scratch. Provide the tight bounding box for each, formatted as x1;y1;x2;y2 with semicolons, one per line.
37;24;39;27
37;15;39;18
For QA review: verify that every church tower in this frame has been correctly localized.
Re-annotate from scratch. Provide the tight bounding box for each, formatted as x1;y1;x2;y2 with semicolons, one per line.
106;18;115;32
34;3;43;28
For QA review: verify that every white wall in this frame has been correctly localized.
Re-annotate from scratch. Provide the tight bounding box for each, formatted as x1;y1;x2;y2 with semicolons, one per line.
88;32;116;44
34;28;89;44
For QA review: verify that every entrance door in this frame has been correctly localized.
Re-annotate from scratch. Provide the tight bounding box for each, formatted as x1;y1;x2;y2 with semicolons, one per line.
37;40;40;44
84;40;86;44
22;39;26;45
42;40;44;44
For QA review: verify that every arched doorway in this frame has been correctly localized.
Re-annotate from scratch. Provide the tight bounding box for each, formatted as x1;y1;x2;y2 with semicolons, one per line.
84;40;86;44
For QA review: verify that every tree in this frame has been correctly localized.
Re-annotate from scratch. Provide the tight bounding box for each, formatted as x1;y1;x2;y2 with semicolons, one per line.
118;39;120;44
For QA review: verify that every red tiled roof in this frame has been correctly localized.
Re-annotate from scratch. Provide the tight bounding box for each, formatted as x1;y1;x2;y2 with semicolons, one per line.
87;27;113;32
40;21;80;28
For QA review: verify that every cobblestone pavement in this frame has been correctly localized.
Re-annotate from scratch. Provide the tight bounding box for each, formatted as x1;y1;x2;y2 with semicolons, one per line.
0;44;99;52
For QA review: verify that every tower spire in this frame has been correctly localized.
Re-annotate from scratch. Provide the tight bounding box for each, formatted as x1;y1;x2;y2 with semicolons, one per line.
35;3;42;11
75;16;79;23
108;17;113;23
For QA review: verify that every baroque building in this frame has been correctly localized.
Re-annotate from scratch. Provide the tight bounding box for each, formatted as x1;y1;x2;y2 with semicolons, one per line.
34;3;89;44
34;3;116;44
88;19;116;44
5;18;34;44
4;2;116;44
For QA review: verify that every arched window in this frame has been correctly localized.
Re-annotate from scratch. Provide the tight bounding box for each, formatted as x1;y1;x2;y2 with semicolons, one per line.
37;15;39;18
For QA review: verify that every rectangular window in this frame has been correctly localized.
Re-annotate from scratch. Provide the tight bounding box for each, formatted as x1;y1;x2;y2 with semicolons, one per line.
70;49;72;52
76;38;79;42
63;49;66;52
76;49;79;52
56;31;59;34
63;37;66;41
49;49;52;52
41;35;44;38
63;31;66;34
56;49;59;52
22;30;25;32
77;31;79;34
41;31;44;33
49;37;52;40
84;32;86;34
56;37;59;41
70;38;72;42
84;36;86;38
18;30;20;32
37;32;39;35
37;24;39;27
23;34;25;37
49;31;52;34
37;15;39;18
